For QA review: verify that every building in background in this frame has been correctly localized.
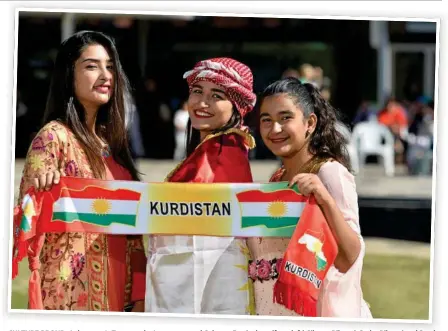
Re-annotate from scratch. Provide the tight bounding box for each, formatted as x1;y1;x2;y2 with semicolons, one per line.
15;11;436;159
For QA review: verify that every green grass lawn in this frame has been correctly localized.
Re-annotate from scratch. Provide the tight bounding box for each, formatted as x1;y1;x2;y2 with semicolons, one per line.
11;253;430;319
10;259;29;310
361;254;430;320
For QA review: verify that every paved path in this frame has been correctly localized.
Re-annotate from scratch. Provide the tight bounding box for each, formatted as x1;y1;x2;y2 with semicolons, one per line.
12;159;433;200
364;237;431;259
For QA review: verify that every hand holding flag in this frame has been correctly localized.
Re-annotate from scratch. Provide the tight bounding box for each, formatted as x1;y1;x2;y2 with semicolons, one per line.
288;173;333;206
32;169;62;192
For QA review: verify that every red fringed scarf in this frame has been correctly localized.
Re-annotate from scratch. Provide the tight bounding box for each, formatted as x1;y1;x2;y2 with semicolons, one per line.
12;187;42;279
12;186;54;310
12;183;61;276
273;195;338;316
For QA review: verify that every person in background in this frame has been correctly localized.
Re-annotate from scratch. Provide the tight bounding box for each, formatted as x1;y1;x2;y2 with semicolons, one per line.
281;67;300;79
298;63;315;84
125;92;145;160
406;99;434;175
312;66;324;88
140;77;174;159
377;97;409;164
353;101;376;125
173;98;189;160
319;76;332;102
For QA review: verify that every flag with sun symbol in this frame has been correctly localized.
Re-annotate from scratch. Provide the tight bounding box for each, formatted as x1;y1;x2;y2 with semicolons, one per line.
235;187;307;229
19;193;37;233
298;231;327;271
273;195;338;317
52;185;141;227
12;191;39;280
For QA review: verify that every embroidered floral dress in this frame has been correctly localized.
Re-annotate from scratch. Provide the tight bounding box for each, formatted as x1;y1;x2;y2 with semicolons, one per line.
16;120;147;311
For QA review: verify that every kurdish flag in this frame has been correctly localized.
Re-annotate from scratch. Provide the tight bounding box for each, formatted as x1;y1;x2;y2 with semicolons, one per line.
20;193;37;233
236;188;307;229
298;231;327;271
52;186;141;227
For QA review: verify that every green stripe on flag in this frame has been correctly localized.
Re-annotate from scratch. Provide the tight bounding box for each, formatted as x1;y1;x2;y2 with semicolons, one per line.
53;212;136;227
259;182;300;194
316;256;327;271
241;216;298;229
20;215;31;232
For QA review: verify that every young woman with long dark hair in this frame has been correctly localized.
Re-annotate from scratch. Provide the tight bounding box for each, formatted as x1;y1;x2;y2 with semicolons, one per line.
13;31;146;312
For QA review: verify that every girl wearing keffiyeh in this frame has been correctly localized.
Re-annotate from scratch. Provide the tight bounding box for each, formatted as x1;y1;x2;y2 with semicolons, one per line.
144;58;257;314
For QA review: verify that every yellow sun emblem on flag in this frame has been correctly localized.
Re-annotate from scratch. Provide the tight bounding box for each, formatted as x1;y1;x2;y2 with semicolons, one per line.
312;240;323;254
91;198;111;215
23;198;35;218
267;200;287;218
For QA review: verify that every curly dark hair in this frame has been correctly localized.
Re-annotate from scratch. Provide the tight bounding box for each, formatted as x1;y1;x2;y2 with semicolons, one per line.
259;77;352;172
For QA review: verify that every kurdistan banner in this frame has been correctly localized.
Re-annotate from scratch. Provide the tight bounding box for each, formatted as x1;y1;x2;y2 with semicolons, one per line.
14;176;309;239
13;176;339;317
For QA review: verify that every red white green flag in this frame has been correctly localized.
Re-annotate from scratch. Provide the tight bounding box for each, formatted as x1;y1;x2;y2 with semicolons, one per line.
52;186;141;227
236;189;307;229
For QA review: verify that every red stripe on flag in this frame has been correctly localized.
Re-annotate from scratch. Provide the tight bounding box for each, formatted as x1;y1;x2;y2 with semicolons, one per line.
59;186;141;200
39;217;109;233
236;189;306;203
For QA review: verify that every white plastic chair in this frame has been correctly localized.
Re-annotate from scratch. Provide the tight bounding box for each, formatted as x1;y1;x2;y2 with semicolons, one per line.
351;118;395;176
335;121;359;174
347;140;360;175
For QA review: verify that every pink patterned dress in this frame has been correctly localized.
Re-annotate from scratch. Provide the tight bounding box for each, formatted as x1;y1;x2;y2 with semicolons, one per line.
247;160;372;318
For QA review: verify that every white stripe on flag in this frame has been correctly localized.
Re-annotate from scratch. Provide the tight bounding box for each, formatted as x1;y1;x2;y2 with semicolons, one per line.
53;197;139;215
239;202;305;218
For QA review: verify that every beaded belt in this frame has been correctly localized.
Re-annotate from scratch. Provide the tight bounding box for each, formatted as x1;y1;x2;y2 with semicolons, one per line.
248;257;283;282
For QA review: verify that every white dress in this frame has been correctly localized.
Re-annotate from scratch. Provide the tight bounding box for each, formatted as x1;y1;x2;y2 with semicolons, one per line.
145;235;253;314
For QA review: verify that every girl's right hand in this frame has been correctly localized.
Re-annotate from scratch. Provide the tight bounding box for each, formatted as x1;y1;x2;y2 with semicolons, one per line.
33;170;61;191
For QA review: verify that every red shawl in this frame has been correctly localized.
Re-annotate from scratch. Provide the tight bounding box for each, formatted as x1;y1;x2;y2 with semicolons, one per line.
166;128;255;184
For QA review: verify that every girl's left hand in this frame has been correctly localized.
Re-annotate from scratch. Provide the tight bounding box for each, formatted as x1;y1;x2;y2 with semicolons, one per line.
288;173;332;206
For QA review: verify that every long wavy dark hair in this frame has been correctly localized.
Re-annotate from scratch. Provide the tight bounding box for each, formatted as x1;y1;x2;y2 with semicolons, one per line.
259;77;352;172
185;105;242;156
42;30;140;180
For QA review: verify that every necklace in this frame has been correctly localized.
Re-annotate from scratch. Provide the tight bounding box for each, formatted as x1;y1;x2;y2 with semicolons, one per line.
279;155;332;181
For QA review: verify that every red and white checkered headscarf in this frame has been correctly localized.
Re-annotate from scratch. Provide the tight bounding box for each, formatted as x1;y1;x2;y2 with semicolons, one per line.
183;57;256;118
